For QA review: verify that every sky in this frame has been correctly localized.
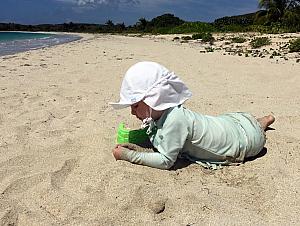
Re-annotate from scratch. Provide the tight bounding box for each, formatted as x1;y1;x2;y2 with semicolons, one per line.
0;0;260;25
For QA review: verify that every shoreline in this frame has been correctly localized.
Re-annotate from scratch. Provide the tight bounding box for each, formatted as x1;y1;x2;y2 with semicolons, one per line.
0;33;299;225
0;31;86;57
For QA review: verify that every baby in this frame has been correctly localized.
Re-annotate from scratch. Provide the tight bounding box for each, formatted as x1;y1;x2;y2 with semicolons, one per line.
110;61;275;170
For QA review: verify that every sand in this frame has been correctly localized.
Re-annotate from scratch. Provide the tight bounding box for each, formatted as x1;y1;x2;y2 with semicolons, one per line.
0;33;299;225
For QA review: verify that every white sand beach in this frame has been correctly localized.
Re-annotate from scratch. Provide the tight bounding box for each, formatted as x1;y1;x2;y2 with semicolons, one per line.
0;33;299;225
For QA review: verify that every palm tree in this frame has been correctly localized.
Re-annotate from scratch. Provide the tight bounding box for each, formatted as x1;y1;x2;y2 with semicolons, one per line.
135;18;148;31
258;0;300;22
105;20;114;27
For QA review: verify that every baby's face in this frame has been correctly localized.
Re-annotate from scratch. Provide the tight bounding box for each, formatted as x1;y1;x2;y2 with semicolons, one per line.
130;101;150;121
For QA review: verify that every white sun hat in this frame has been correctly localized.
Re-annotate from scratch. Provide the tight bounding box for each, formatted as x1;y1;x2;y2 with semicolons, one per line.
110;61;192;111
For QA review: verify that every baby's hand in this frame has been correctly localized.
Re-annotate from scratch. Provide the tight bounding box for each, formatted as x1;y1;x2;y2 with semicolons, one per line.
112;145;124;160
112;143;154;161
112;143;138;160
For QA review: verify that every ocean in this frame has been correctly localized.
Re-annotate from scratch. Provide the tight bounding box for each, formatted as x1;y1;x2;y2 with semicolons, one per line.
0;31;81;56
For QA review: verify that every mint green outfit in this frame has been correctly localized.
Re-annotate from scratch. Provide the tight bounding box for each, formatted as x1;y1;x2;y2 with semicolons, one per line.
122;105;266;170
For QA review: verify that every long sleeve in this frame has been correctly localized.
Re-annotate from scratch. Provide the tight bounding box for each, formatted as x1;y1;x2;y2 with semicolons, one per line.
120;111;189;169
120;150;174;170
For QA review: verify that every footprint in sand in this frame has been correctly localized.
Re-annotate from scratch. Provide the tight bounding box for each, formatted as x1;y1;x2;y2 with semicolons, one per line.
131;185;168;215
148;199;167;214
0;207;18;226
1;173;48;197
51;159;78;189
0;155;34;180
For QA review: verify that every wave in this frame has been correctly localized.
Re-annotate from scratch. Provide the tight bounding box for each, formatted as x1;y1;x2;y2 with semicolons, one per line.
0;34;81;57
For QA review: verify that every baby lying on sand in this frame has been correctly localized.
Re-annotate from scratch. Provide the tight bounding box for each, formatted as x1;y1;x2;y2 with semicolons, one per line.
110;61;275;169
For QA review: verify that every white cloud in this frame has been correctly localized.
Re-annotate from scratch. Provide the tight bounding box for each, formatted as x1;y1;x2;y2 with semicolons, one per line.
56;0;139;6
77;0;108;6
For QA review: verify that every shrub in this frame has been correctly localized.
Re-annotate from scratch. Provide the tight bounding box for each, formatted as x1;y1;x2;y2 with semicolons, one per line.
272;51;281;56
289;38;300;52
250;37;271;48
170;22;216;34
215;24;256;32
149;14;184;28
201;33;215;43
205;47;214;52
192;32;215;43
181;36;192;40
231;37;247;43
192;33;204;40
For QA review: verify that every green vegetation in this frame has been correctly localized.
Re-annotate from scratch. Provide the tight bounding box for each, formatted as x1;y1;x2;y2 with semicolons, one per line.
231;37;247;43
257;0;299;22
191;33;204;40
214;13;256;27
181;36;192;40
130;14;185;34
250;37;271;48
192;33;215;43
0;22;104;33
272;51;281;56
205;47;214;52
255;0;300;31
289;38;300;52
135;14;185;34
169;22;216;34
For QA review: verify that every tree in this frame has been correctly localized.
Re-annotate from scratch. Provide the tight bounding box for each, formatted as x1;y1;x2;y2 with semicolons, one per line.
135;17;148;31
105;20;114;27
257;0;300;23
115;23;126;33
282;5;300;29
149;14;184;28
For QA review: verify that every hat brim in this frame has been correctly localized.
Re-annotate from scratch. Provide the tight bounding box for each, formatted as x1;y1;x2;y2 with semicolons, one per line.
109;102;132;110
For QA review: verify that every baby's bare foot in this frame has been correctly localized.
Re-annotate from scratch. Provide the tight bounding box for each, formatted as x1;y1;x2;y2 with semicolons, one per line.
257;115;275;130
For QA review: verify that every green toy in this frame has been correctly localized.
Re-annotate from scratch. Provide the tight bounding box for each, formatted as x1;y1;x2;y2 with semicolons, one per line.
117;122;149;144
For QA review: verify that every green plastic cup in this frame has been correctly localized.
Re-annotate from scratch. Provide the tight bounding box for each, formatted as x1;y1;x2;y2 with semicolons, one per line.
117;123;148;144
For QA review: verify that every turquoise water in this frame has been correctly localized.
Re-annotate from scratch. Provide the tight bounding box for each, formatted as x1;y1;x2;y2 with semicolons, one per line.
0;32;53;42
0;31;81;56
